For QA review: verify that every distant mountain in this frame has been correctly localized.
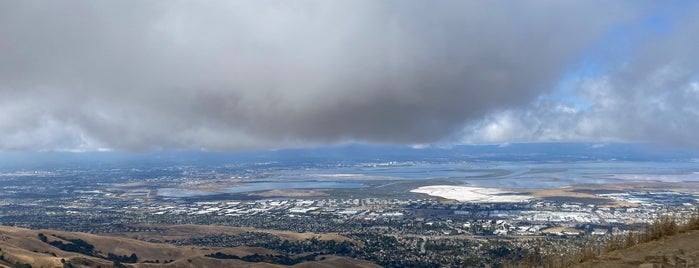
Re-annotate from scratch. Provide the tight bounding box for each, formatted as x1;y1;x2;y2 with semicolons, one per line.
1;142;697;170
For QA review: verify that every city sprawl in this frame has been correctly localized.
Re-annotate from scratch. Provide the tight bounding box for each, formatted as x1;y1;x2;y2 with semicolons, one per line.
1;153;697;267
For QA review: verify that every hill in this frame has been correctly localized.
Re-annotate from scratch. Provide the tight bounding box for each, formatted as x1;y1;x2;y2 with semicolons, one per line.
0;225;378;268
574;230;699;268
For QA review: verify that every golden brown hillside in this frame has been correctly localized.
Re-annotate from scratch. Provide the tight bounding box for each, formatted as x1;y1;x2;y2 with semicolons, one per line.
574;230;699;268
0;225;379;268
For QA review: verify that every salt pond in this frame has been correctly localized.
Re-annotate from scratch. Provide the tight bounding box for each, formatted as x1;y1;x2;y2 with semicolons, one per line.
410;185;533;203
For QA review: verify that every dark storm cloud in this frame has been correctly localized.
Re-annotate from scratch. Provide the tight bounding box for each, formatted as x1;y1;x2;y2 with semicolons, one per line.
0;1;648;151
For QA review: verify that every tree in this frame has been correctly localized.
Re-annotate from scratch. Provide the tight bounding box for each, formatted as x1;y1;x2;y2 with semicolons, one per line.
38;233;48;243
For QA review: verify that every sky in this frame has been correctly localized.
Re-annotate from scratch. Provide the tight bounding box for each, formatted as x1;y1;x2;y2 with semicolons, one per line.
1;1;698;152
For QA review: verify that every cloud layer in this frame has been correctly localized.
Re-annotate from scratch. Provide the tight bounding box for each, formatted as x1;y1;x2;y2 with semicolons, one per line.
462;3;699;148
0;1;680;151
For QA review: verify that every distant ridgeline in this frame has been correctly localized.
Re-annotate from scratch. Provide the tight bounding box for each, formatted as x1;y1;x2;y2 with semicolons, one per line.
0;143;696;170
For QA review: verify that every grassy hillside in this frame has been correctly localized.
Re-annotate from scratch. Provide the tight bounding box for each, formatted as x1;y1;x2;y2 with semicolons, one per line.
0;226;378;268
568;211;699;268
573;230;699;268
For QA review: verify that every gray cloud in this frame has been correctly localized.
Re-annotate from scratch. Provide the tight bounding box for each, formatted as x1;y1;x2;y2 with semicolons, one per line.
461;3;699;148
0;1;650;151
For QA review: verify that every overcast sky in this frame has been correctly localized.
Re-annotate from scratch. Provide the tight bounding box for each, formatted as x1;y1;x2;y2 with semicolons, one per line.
1;1;698;152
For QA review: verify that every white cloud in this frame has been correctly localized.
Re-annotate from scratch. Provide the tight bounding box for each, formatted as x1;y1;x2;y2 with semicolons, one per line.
462;2;699;148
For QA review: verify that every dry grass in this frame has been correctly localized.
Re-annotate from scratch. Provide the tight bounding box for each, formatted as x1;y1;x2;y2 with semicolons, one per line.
0;225;377;268
566;209;699;267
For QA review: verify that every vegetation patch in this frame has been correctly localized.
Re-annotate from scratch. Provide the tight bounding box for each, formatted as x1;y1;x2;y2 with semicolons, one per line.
205;252;321;265
39;234;138;264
